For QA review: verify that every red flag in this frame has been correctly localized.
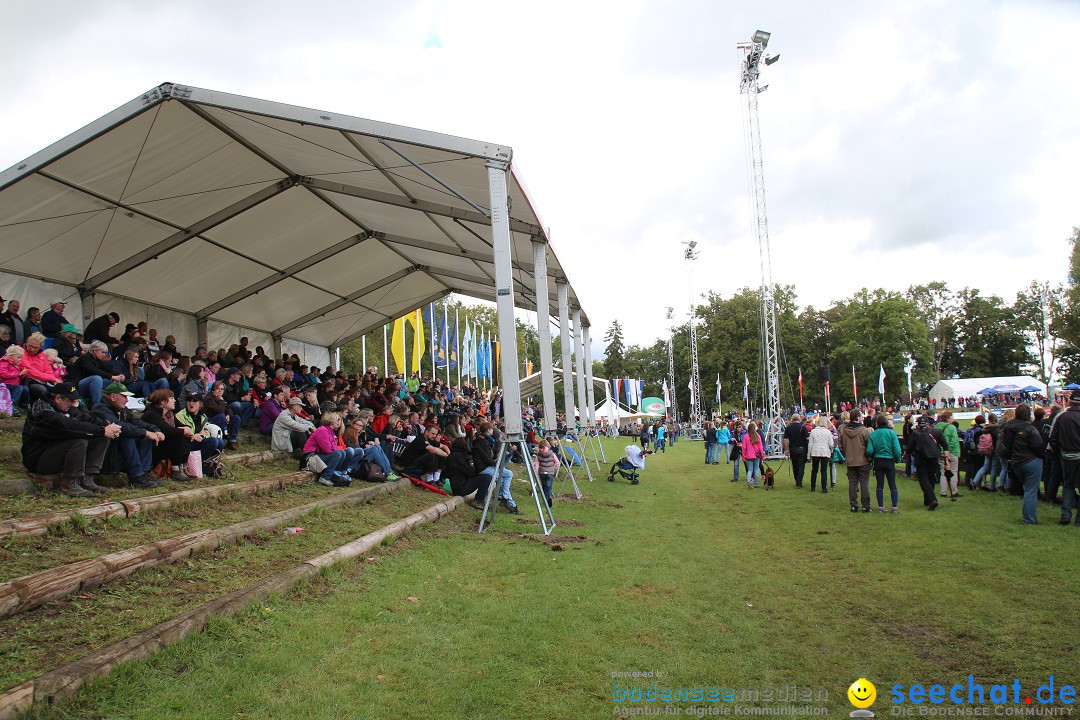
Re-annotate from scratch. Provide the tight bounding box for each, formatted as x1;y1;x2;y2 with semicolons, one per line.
852;365;858;402
798;368;804;405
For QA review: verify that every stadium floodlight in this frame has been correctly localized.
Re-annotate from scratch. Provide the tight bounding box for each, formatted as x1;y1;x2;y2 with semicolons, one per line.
765;53;780;65
752;30;771;46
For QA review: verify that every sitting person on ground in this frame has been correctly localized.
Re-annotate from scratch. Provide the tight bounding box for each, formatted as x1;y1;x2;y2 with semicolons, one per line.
443;437;491;508
91;381;165;489
19;333;62;386
68;340;125;408
176;392;226;460
401;422;450;486
533;437;561;507
223;366;256;443
473;421;520;515
272;396;315;456
141;388;195;482
142;349;173;389
303;411;356;487
42;348;66;380
177;364;208;406
0;345;28;410
22;381;122;497
344;414;397;479
202;381;241;451
260;385;287;435
50;323;82;370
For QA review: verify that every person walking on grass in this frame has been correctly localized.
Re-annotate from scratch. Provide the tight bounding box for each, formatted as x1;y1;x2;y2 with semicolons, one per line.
866;413;902;513
838;408;872;513
935;410;963;501
783;413;810;488
1002;403;1045;525
741;421;765;488
908;414;945;510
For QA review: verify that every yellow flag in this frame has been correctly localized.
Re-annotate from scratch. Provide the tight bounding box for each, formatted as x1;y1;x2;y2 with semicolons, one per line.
407;308;426;374
390;317;406;374
494;340;500;384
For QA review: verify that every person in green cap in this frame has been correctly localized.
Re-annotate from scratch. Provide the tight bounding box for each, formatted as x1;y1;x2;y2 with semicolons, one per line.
91;381;165;488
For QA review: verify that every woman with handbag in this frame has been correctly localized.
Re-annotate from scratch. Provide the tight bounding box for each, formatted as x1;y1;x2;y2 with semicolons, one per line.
808;416;834;493
142;388;195;481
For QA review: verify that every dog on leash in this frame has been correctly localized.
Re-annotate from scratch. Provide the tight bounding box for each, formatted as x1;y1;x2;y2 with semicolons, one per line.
762;464;775;490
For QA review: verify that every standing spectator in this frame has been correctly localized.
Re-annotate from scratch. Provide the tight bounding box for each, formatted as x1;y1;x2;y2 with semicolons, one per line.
91;382;164;489
730;421;744;483
838;408;873;513
964;415;986;488
972;414;1001;490
741;421;765;488
808;416;834;493
655;422;666;453
783;413;810;489
908;415;945;510
41;298;69;338
141;389;195;481
1002;404;1045;525
0;299;25;345
22;382;122;497
935;411;962;501
1038;405;1062;505
704;421;717;465
1049;394;1080;525
716;422;731;463
866;413;903;513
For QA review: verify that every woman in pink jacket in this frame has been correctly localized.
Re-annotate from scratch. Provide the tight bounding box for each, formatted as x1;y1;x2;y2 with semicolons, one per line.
741;421;765;488
18;333;60;385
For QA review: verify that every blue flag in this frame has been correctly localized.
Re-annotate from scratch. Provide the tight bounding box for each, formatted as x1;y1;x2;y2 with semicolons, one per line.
435;307;449;368
448;314;458;370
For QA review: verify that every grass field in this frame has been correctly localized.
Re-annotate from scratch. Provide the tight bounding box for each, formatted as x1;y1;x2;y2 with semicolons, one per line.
29;435;1080;718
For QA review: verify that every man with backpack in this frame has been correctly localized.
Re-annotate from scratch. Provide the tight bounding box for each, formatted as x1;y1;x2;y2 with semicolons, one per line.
964;415;986;489
908;414;946;510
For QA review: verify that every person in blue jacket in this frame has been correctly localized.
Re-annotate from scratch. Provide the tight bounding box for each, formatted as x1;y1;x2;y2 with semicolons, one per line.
716;423;732;463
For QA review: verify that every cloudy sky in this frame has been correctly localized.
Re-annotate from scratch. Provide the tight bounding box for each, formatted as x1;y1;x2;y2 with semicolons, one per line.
2;0;1078;349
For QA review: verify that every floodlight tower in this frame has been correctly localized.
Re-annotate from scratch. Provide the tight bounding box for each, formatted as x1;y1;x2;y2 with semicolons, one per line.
665;306;679;422
738;29;785;455
683;241;704;426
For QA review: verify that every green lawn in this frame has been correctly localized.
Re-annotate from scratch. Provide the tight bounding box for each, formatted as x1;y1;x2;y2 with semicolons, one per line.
42;436;1079;718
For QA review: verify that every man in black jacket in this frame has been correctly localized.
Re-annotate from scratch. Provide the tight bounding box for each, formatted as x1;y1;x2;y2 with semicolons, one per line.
1049;395;1080;525
22;382;122;497
83;312;120;348
91;382;165;488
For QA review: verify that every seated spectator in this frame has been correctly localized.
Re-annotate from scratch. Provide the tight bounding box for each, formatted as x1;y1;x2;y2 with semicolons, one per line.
0;299;24;345
69;340;125;407
22;307;41;340
146;328;161;355
161;335;178;356
222;367;255;449
41;298;68;338
141;388;195;481
442;437;491;507
51;323;82;369
18;333;60;386
473;421;519;515
42;349;66;381
203;381;239;450
83;312;120;347
303;411;357;486
0;325;11;354
91;382;164;489
22;382;121;497
143;349;173;388
178;364;208;406
401;423;449;484
343;414;397;479
0;345;27;410
176;393;226;460
118;323;138;347
112;348;166;398
272;396;315;456
260;386;287;434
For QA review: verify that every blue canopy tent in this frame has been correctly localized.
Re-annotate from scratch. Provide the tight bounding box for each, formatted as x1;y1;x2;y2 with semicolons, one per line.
1065;383;1080;391
1019;385;1042;393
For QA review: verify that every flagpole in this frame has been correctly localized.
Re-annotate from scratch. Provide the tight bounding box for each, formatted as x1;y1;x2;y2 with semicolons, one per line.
853;365;859;406
798;367;804;411
362;335;366;375
429;306;435;380
382;324;388;378
455;306;461;389
443;301;451;386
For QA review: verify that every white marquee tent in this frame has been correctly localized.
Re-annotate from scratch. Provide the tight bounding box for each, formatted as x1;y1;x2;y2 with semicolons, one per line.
927;376;1046;405
0;83;588;369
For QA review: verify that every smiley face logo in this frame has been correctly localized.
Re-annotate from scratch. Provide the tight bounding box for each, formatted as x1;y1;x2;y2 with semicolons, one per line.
848;678;876;708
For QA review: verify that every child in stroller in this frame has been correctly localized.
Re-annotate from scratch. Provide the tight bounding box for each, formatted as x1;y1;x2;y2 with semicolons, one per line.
608;444;650;484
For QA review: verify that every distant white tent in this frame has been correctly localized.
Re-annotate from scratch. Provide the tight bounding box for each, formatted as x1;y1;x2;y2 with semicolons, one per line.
927;376;1046;405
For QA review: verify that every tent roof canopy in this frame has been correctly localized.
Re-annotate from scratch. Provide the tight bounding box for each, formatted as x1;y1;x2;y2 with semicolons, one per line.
518;366;608;399
0;83;587;349
927;376;1046;400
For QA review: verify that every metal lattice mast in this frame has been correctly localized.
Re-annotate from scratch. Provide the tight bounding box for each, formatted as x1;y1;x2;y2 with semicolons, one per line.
683;242;703;425
739;30;785;455
665;307;679;422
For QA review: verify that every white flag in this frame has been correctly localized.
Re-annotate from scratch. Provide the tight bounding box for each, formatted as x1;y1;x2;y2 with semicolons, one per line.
878;364;886;395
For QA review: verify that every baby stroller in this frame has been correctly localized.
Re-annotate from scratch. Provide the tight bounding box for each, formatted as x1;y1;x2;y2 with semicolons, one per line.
608;445;650;484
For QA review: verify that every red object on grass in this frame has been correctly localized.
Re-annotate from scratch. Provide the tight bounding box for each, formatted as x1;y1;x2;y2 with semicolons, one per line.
405;473;450;496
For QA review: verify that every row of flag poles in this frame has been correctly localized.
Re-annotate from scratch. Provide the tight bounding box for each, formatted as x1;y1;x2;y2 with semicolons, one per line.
384;302;500;387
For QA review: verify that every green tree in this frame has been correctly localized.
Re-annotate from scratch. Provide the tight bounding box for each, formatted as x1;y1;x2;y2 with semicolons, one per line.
1013;281;1064;385
603;320;626;380
956;289;1032;376
1056;228;1080;379
906;281;962;379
